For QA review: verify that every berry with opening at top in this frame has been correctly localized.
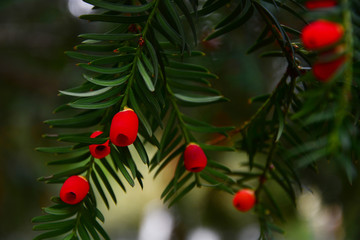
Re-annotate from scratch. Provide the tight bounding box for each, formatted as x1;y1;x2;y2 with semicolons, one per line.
233;189;256;212
184;143;207;172
301;20;344;50
60;175;90;205
110;108;139;147
89;131;110;159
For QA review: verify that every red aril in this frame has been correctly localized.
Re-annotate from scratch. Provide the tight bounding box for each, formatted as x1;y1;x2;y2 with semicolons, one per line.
110;108;139;146
184;143;207;172
60;175;90;205
301;20;344;50
89;131;110;159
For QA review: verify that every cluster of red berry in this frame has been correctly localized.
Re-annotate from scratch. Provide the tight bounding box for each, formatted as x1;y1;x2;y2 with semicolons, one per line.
58;109;212;205
301;0;345;82
183;143;257;212
88;108;139;159
59;108;139;205
58;0;345;211
231;0;346;214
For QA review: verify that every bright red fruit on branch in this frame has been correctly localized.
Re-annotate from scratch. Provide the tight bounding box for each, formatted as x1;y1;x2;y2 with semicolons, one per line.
301;20;344;50
305;0;337;9
184;143;207;172
313;56;346;82
110;108;139;146
233;189;256;212
89;131;110;159
60;175;90;205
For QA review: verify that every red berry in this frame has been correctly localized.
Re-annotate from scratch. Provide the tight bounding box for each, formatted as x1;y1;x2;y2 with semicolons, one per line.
233;189;256;212
89;131;110;159
313;56;346;82
138;37;145;47
60;175;89;205
184;143;207;172
305;0;337;9
301;20;344;50
110;108;138;146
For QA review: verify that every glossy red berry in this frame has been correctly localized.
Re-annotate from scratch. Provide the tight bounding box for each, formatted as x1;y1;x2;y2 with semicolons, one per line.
89;131;110;159
110;108;138;146
313;56;346;82
301;20;344;50
305;0;337;9
60;175;89;205
184;143;207;172
233;189;256;212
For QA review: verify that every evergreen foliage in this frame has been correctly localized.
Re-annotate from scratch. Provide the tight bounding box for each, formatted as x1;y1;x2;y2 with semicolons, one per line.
33;0;359;239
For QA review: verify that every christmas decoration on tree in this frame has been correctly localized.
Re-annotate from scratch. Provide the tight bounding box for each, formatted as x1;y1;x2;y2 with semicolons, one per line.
32;0;360;239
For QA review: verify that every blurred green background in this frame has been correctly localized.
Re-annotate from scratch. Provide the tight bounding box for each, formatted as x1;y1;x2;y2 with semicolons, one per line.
0;0;357;239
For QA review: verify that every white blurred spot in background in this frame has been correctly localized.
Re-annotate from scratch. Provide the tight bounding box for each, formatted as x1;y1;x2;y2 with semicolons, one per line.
187;228;220;240
298;188;344;240
138;201;174;240
67;0;93;17
237;224;260;240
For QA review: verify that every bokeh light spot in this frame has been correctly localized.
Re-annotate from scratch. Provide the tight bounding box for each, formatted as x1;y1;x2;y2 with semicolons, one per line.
67;0;93;17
